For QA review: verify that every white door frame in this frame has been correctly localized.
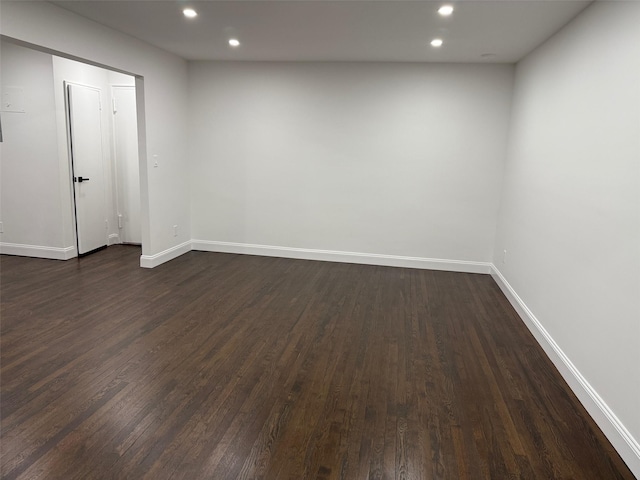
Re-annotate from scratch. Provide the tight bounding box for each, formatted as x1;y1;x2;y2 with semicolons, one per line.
64;80;109;255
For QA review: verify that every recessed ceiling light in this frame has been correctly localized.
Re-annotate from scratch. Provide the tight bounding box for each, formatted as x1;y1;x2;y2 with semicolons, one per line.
438;5;454;16
431;38;444;47
228;38;241;47
183;8;197;18
481;53;497;59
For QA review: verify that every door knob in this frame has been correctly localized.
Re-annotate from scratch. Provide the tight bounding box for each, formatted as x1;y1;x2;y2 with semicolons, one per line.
74;176;90;183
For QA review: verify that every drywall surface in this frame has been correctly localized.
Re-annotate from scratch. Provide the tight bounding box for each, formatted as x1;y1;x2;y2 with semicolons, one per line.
1;1;190;257
111;84;142;244
189;62;514;263
0;42;64;250
494;0;640;465
108;71;135;87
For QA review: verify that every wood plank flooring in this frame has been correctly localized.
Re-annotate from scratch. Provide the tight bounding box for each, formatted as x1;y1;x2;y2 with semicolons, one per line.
0;246;634;479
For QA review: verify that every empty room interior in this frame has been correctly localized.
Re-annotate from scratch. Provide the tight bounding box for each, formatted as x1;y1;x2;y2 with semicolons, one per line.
0;0;638;478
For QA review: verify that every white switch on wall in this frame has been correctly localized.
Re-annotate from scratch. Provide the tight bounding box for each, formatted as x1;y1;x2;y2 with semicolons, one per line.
1;87;25;113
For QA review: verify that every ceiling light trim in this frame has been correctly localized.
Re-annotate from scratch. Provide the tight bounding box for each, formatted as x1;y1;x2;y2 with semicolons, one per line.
438;5;454;17
183;8;197;19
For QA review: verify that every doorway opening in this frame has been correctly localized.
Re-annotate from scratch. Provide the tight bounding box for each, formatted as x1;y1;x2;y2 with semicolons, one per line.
0;39;143;261
60;57;141;257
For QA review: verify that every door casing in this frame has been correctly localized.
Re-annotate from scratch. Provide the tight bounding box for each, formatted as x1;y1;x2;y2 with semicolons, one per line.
66;82;108;255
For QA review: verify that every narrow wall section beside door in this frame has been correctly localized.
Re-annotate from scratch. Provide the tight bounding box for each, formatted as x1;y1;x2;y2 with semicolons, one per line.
111;85;141;244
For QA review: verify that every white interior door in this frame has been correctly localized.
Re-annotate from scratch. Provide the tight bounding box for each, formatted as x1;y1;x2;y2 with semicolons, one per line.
112;86;141;244
67;83;107;255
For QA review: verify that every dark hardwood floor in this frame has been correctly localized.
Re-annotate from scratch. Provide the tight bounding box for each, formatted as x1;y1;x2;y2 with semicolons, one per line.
0;246;634;479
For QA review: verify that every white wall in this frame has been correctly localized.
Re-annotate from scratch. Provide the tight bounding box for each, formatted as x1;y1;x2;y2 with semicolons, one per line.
189;62;513;267
0;42;69;258
109;75;142;245
1;1;190;263
493;1;640;473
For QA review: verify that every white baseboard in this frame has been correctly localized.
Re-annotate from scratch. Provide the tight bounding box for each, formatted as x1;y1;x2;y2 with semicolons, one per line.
490;265;640;477
108;234;120;246
0;242;77;260
140;240;192;268
191;240;491;274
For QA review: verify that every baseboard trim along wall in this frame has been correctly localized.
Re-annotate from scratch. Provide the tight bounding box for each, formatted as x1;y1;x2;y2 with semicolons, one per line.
0;242;77;260
191;239;492;274
490;265;640;477
139;240;192;268
108;234;120;246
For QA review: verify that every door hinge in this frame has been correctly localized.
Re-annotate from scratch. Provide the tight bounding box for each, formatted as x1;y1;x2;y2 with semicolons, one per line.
105;219;108;230
112;98;117;114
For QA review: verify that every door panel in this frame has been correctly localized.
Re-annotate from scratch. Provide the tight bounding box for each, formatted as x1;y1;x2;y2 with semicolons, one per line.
67;83;107;254
112;86;141;244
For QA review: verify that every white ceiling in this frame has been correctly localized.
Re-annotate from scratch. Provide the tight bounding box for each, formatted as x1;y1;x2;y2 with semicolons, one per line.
52;0;592;63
